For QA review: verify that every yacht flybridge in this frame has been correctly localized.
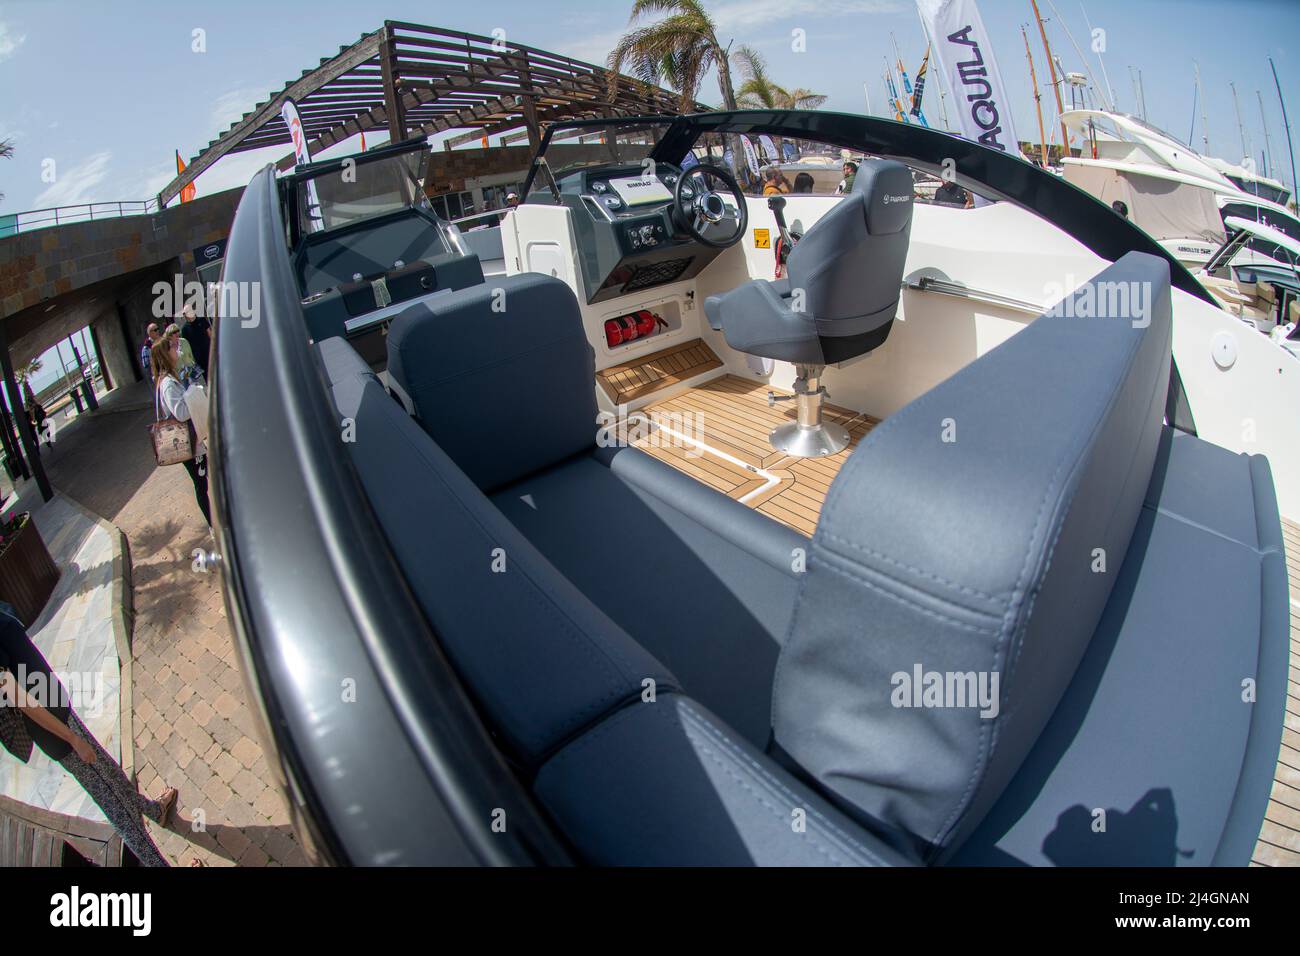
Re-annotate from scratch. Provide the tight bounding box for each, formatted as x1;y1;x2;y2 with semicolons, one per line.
211;110;1292;867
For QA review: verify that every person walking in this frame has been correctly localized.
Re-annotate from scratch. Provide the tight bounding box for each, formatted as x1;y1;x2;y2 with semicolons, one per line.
140;323;160;383
151;340;211;527
0;602;177;867
166;323;201;386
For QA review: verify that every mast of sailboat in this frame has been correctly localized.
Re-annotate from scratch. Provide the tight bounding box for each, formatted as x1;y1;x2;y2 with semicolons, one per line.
1045;0;1109;111
1022;25;1050;165
863;81;872;117
1270;56;1298;200
1030;0;1070;152
1138;68;1148;120
1231;81;1250;163
1258;90;1274;180
1078;0;1115;112
1193;62;1209;154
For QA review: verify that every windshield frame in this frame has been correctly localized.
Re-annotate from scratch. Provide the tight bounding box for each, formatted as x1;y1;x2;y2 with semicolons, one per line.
283;137;432;246
520;115;679;198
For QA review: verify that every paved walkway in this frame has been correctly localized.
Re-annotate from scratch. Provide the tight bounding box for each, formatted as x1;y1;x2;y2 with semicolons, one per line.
1;493;125;823
16;381;307;866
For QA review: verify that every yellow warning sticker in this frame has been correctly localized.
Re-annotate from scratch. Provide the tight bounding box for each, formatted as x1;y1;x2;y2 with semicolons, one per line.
753;228;771;249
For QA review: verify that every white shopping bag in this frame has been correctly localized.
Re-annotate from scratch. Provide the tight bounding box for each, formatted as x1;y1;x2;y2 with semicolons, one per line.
184;383;210;457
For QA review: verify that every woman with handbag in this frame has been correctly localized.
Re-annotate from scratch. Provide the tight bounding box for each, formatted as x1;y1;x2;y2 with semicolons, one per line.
0;602;178;866
151;340;211;527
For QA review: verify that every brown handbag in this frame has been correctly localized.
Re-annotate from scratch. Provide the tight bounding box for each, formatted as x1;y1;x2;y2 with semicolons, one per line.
0;675;34;763
149;379;194;466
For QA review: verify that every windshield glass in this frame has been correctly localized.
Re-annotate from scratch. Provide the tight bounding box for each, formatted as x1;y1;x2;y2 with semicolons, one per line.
297;149;431;235
1225;175;1292;207
525;122;671;199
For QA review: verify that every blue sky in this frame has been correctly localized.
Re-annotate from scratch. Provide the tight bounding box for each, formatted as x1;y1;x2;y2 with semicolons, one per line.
2;0;1299;213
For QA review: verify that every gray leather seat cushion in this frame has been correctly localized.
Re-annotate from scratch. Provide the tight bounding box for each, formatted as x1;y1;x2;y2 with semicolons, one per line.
317;334;375;387
327;358;676;766
387;273;598;493
951;429;1290;866
774;252;1174;861
492;446;805;747
535;694;914;866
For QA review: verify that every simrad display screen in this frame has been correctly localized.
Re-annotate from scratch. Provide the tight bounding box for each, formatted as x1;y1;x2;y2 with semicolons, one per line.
607;175;673;206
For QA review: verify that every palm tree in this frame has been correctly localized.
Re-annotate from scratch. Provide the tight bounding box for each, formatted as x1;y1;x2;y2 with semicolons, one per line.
0;138;13;202
733;46;826;110
607;0;737;112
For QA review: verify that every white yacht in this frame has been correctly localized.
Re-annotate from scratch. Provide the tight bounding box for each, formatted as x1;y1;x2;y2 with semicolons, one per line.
1060;109;1300;269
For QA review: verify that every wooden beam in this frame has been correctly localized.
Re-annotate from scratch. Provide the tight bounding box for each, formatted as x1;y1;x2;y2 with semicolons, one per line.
379;23;407;144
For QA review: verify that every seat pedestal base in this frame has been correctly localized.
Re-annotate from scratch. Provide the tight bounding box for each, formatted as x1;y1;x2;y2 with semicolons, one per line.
770;420;850;457
768;364;850;457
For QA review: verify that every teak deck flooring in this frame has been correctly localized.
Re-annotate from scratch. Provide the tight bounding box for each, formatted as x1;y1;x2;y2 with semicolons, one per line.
1257;517;1300;866
629;376;1300;866
631;374;878;536
596;339;723;406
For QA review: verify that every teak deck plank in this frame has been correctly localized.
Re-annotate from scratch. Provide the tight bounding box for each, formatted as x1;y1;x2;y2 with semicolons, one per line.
635;374;877;536
1256;517;1300;865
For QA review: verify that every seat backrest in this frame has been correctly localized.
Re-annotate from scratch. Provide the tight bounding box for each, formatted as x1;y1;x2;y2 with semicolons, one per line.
318;337;676;767
772;252;1173;862
786;159;913;356
387;273;597;492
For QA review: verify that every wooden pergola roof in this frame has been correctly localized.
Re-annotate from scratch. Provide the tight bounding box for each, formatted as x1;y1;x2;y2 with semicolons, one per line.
158;21;706;206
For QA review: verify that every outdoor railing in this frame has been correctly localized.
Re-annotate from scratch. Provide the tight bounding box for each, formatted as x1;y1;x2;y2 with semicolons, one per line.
0;198;161;237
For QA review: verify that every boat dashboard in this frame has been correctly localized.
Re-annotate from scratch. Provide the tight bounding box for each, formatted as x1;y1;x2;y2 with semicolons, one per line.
536;161;748;304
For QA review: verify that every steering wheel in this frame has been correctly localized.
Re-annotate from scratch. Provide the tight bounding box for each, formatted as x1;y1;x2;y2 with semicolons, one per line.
673;164;748;249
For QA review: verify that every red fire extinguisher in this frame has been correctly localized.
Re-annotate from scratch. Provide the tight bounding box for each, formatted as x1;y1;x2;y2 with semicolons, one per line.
634;310;666;338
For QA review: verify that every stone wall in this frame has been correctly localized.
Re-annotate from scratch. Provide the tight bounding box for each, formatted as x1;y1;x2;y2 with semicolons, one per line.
0;187;243;321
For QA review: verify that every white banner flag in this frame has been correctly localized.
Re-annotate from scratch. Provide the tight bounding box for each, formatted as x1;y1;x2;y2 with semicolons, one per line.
916;0;1021;156
758;135;779;162
281;97;324;228
281;98;314;166
740;136;761;175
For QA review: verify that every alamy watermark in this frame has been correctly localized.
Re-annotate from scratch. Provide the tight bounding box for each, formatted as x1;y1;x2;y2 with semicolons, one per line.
890;664;1000;719
0;663;105;718
152;276;260;328
1042;275;1152;328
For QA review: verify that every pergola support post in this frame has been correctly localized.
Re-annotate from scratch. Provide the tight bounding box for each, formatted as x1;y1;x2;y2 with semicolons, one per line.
0;321;53;502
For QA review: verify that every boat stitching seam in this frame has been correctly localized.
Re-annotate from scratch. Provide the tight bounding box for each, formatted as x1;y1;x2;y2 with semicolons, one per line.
679;701;884;866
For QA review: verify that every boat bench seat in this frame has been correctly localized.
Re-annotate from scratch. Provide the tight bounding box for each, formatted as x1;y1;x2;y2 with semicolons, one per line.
382;273;806;749
950;427;1289;865
769;250;1289;866
312;277;908;865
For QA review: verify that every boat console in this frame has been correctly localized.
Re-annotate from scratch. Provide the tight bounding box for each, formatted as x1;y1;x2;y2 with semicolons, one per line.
533;159;748;304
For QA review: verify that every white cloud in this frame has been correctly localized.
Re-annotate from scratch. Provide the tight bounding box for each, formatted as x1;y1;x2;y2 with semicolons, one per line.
0;20;24;63
31;151;113;208
559;27;628;69
712;0;904;31
191;145;283;200
210;87;271;134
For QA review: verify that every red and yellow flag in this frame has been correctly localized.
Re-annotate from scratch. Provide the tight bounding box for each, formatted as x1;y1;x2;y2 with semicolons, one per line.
175;151;196;203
